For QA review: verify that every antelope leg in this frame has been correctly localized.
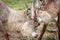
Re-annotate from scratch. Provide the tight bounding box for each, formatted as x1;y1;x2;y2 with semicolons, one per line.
38;23;47;40
0;21;9;40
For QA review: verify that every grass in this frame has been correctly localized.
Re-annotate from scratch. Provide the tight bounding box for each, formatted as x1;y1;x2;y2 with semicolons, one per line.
46;36;55;40
2;0;32;10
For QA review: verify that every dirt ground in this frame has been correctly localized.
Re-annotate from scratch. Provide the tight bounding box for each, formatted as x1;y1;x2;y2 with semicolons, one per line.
0;31;57;40
0;32;23;40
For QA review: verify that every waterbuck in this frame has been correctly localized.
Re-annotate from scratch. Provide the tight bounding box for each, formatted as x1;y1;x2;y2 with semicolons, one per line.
0;0;39;40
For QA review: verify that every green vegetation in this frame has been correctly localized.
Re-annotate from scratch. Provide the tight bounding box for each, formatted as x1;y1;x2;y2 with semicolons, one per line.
46;36;55;40
2;0;32;10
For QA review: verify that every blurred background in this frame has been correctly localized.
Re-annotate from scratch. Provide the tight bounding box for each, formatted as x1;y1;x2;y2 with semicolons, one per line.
3;0;32;10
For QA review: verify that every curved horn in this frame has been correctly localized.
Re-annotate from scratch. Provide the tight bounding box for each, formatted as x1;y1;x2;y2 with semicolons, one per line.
36;0;40;8
31;0;35;19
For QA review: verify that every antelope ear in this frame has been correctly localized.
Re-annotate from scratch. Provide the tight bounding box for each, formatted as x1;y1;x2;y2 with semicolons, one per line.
43;0;54;5
43;0;49;5
24;3;28;14
44;0;55;10
25;3;29;9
